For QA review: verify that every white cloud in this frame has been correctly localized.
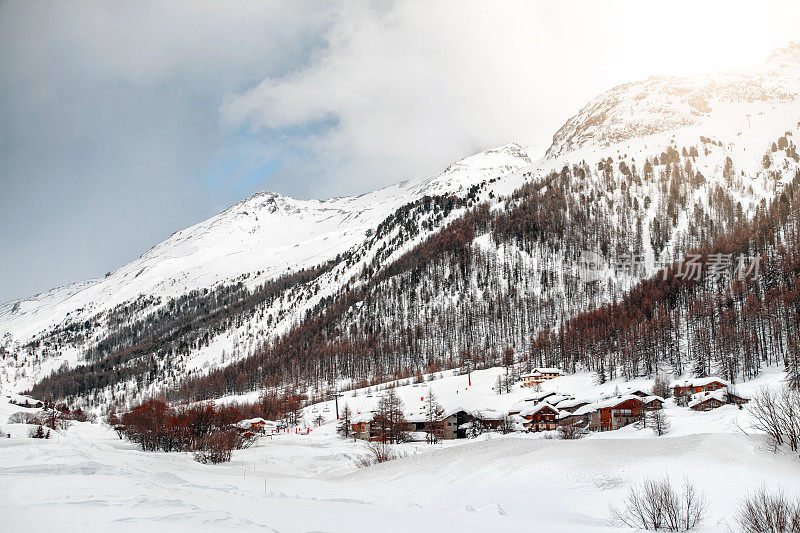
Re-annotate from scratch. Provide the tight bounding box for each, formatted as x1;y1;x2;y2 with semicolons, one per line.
222;0;800;198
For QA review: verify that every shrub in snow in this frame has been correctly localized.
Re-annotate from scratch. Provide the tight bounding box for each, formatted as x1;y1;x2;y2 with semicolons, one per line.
609;477;708;531
353;441;406;468
194;429;240;464
7;411;41;425
748;386;800;454
557;424;587;440
737;486;800;533
28;425;50;439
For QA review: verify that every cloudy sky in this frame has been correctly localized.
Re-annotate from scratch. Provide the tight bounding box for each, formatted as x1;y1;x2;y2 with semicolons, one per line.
1;0;798;303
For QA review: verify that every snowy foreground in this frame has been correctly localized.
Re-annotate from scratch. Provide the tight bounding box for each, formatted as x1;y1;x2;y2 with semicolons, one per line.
2;370;800;533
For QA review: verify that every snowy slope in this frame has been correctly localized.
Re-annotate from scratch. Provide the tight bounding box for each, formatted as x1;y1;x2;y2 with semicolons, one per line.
547;43;800;162
2;367;798;533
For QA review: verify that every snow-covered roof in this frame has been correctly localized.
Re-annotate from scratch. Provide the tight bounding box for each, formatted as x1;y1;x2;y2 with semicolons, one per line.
351;412;375;424
670;377;730;389
533;368;562;374
405;405;469;423
544;394;573;405
474;409;505;420
235;417;274;429
642;395;665;404
553;398;590;410
519;403;560;417
688;391;728;408
622;387;651;396
572;395;644;416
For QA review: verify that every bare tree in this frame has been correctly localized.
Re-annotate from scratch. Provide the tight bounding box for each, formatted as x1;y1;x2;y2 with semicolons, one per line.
498;414;515;434
748;386;800;453
557;421;587;440
647;409;671;436
353;440;405;468
423;389;445;444
652;372;672;399
737;486;800;533
375;389;408;444
609;477;708;531
337;404;353;439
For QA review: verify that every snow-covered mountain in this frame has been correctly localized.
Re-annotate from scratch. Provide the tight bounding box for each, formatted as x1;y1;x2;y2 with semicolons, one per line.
1;144;532;391
547;42;800;161
3;45;799;404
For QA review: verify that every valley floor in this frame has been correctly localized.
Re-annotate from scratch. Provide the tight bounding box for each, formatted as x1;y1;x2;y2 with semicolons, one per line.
2;372;800;532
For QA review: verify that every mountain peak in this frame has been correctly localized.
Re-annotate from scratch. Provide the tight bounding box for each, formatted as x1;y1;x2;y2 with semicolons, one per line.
767;41;800;65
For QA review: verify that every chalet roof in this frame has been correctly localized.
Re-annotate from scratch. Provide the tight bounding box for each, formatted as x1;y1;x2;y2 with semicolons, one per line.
642;395;665;404
508;401;528;414
670;377;730;389
688;391;728;408
509;392;555;413
474;408;505;420
235;417;274;429
519;402;560;417
529;390;557;401
553;398;590;410
572;395;644;416
622;387;652;396
352;412;375;423
544;394;573;405
405;405;469;423
533;368;562;374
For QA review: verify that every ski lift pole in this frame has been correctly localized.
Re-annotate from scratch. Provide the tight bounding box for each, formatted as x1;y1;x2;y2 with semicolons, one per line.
331;391;342;419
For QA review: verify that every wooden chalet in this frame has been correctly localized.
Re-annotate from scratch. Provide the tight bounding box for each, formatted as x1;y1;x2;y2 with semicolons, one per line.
235;417;277;435
642;395;665;410
519;403;560;432
472;409;506;430
521;368;562;386
534;368;562;380
573;395;645;432
351;412;377;440
689;390;749;411
671;377;729;397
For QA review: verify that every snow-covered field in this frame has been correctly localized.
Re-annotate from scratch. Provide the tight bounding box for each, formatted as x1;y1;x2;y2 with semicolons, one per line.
2;368;799;533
